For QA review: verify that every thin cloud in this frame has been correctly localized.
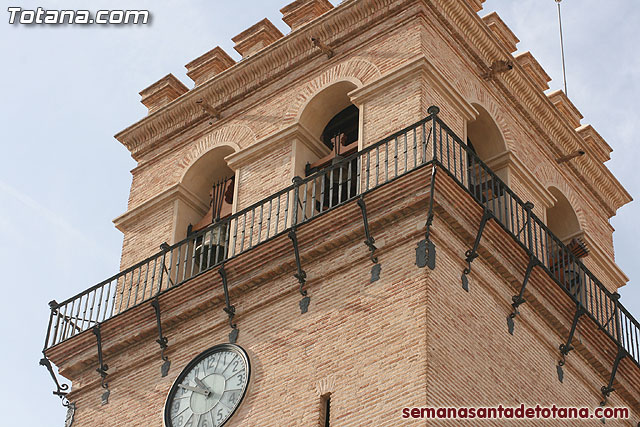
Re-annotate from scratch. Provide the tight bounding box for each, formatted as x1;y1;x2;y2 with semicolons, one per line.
0;179;112;258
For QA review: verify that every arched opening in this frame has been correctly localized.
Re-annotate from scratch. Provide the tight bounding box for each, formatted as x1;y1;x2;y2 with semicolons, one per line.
178;146;236;269
182;146;235;210
545;187;588;298
465;104;509;221
467;104;507;161
298;81;360;210
546;187;581;243
299;80;359;139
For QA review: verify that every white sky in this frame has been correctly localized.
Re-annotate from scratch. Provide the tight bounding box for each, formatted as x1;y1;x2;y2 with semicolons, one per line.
1;1;638;425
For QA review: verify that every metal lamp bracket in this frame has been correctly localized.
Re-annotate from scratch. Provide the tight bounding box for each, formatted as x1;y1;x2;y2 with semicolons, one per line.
39;355;72;407
600;348;626;407
556;305;585;383
92;324;110;405
461;209;492;292
357;195;381;282
288;228;310;314
417;167;438;270
150;298;171;377
218;265;239;343
506;256;539;335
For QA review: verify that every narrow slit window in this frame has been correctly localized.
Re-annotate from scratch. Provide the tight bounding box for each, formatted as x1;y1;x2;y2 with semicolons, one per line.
320;393;331;427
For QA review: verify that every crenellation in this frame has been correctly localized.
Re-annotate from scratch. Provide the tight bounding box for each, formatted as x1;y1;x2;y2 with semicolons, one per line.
547;89;584;129
481;12;520;54
232;18;284;58
465;0;486;13
576;124;613;164
185;46;236;87
281;0;333;31
515;51;552;92
139;74;189;114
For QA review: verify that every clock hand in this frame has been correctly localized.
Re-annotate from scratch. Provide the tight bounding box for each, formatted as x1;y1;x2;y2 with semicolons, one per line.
178;383;210;396
194;377;214;396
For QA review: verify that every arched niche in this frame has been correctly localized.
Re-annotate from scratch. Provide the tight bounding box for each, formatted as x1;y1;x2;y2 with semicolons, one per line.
174;145;236;242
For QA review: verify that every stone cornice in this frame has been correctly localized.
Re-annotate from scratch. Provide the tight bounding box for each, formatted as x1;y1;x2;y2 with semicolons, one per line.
425;0;631;216
226;122;327;170
113;183;207;232
114;0;402;160
350;55;478;122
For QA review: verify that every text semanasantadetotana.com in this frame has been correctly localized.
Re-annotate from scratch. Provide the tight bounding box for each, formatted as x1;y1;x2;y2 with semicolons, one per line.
401;404;629;420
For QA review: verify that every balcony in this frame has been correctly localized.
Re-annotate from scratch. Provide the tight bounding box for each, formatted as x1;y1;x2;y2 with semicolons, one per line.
42;109;640;392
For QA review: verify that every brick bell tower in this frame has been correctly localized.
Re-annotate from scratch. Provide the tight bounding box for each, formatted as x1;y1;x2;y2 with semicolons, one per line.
41;0;640;426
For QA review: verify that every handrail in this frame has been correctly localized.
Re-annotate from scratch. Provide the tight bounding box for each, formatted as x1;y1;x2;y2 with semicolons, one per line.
43;111;640;369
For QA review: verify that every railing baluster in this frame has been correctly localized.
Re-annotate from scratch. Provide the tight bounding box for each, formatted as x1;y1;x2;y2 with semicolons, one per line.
413;128;417;168
90;287;99;328
319;173;326;212
302;180;309;220
248;208;255;248
266;199;273;236
284;190;290;229
365;151;370;192
133;266;142;305
337;165;343;205
421;122;427;163
231;217;238;257
60;303;70;341
257;204;264;243
384;140;389;182
347;160;352;200
329;166;335;208
141;260;150;300
223;220;231;264
403;132;407;174
311;176;317;217
375;146;380;187
102;281;112;323
275;195;281;235
50;306;61;347
240;213;247;251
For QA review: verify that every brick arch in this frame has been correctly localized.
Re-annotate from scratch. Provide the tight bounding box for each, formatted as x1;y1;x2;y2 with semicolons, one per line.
464;90;515;154
175;124;256;180
532;163;588;233
446;74;515;154
281;57;382;128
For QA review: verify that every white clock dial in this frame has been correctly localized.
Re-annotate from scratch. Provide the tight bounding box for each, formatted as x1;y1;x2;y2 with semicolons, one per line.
165;344;250;427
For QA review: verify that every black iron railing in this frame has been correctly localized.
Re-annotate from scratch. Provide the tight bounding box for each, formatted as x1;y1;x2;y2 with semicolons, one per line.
43;111;640;369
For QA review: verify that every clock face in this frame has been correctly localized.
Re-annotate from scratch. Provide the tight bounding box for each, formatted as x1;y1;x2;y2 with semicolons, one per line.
164;344;250;427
